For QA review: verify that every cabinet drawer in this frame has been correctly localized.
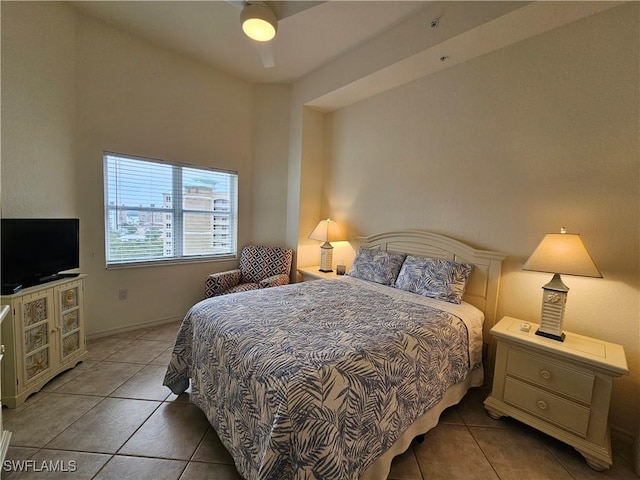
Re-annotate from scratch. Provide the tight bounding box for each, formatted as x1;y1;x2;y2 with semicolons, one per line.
504;376;590;437
507;348;594;403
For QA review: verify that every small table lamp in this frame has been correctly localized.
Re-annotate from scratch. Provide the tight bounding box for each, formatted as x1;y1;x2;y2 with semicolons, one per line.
308;218;344;272
523;228;602;341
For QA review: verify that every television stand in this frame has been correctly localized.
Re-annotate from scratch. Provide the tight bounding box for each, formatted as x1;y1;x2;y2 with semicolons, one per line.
1;274;87;407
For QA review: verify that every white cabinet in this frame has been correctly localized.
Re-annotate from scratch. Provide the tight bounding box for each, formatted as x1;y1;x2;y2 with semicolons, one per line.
0;305;12;462
1;275;87;408
484;316;628;471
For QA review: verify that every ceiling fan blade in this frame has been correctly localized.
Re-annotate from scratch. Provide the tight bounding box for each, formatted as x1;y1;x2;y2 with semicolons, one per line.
224;0;246;10
257;41;275;68
268;1;324;20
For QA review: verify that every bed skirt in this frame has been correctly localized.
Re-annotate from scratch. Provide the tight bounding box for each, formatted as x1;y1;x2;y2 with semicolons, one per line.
361;366;484;480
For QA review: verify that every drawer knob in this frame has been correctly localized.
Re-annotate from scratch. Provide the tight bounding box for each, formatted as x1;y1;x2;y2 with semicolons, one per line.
539;370;552;380
536;400;548;410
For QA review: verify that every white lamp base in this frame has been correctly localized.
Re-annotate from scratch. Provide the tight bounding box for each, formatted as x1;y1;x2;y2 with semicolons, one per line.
319;242;333;272
535;273;568;342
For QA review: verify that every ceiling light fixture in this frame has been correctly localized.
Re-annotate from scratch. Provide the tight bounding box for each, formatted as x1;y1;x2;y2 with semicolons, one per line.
241;2;278;42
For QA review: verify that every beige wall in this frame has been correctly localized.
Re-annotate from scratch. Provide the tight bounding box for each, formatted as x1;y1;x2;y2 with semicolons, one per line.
250;84;291;246
317;4;639;437
2;3;257;335
295;108;328;269
1;2;78;217
75;12;255;336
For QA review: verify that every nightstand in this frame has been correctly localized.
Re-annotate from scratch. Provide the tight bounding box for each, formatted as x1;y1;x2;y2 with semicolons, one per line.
297;266;340;281
484;316;628;471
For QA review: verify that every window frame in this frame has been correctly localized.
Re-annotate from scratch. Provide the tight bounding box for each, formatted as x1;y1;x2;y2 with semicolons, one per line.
103;151;238;269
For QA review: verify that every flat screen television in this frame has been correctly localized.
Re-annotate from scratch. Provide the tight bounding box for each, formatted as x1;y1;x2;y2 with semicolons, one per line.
1;218;80;293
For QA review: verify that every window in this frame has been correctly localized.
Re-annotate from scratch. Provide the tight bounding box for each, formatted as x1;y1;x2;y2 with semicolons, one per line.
104;152;238;267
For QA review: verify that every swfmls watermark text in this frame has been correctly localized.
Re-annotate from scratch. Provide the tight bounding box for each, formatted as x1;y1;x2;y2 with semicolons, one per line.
3;459;78;473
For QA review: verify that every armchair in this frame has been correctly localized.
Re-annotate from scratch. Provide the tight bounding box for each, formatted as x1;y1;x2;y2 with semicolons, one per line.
205;245;293;297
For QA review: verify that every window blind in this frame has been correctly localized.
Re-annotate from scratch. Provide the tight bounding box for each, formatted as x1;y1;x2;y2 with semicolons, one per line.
104;153;237;267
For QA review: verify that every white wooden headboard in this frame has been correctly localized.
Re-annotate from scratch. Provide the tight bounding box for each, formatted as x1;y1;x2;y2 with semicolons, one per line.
353;230;506;342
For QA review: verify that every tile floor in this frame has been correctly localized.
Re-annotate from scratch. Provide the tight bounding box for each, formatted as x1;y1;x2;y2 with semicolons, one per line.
2;321;638;480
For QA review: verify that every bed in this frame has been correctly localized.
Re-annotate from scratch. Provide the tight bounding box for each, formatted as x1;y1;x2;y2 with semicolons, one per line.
164;230;505;479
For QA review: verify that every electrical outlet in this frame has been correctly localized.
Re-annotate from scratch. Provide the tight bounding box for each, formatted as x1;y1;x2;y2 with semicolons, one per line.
119;289;128;300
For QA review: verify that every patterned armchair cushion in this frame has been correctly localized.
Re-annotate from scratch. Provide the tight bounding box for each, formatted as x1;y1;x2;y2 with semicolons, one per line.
347;248;406;286
394;255;473;304
239;246;293;284
205;269;242;298
258;273;291;289
205;246;293;298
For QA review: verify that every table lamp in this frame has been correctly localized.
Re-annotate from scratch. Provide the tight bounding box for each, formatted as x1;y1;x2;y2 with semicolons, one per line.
308;218;344;272
523;228;602;341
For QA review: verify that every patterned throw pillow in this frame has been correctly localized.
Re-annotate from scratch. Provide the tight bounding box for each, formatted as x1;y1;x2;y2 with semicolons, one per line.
347;249;407;286
394;255;473;304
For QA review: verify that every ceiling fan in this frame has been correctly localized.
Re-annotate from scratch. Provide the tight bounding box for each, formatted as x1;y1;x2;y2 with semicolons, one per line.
226;1;323;68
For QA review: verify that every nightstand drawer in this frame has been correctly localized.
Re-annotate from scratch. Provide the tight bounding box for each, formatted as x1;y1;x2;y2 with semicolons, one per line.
504;376;590;437
507;348;594;403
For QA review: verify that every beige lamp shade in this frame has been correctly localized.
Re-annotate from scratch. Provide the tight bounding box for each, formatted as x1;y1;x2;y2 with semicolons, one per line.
309;218;344;272
523;233;602;278
524;230;601;342
308;219;344;243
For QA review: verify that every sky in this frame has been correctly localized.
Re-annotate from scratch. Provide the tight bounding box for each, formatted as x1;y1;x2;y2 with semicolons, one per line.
105;154;233;208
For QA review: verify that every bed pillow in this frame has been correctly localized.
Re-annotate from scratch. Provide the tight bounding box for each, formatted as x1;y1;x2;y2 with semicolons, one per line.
394;255;473;304
347;249;406;286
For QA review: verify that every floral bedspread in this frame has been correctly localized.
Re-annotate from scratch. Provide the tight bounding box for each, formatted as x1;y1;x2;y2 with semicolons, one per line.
163;277;473;480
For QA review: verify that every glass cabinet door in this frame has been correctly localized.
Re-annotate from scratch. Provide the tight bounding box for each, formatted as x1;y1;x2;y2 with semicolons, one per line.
21;292;52;383
58;284;82;361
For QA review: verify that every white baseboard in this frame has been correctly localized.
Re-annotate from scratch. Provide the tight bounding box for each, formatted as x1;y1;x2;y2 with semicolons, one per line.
612;424;636;446
635;435;640;477
635;437;640;477
610;423;639;474
86;315;184;340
